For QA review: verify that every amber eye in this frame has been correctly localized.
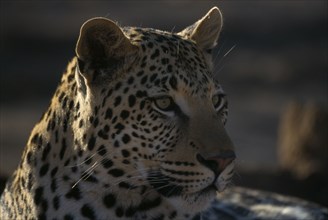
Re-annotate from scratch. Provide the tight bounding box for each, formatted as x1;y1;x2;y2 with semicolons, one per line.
153;96;175;111
212;94;224;111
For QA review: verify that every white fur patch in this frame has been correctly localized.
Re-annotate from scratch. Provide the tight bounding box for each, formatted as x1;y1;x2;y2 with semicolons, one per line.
215;161;235;192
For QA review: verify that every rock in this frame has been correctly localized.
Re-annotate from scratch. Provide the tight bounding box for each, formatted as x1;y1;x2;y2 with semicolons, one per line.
204;187;328;220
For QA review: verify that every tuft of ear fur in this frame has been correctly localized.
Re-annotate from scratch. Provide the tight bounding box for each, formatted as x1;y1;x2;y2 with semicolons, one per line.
179;7;223;51
75;18;138;82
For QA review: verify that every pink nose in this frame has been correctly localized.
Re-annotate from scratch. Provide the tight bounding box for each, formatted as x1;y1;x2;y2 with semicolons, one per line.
197;150;236;175
207;156;235;173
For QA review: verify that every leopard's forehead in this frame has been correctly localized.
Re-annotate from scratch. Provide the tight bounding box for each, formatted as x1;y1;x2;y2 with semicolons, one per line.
122;27;220;98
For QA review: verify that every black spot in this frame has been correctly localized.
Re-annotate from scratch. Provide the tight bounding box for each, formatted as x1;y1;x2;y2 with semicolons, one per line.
149;65;156;71
98;130;109;140
104;125;110;132
38;213;46;220
150;49;160;59
169;211;177;219
81;204;96;220
108;169;124;177
120;110;130;120
125;206;137;217
41;199;48;212
67;74;75;83
60;138;67;160
121;149;130;157
127;76;134;85
139;101;145;110
39;163;49;177
62;96;68;109
55;130;59;143
140;75;148;85
114;140;120;148
101;159;113;169
68;100;74;110
93;117;99;127
106;89;113;98
115;82;122;91
114;123;125;131
147;42;154;48
112;116;118;124
64;214;74;220
136;91;146;98
169;76;178;90
122;134;131;144
89;116;94;124
51;178;57;193
161;58;169;65
128;95;136;107
34;186;44;205
153;214;164;220
51;167;58;177
85;175;98;183
97;145;107;156
105;108;113;119
58;92;65;102
41;143;51;161
53;196;60;210
63;117;68;132
118;181;130;189
115;206;124;217
114;96;122;107
150;73;158;82
136;70;144;76
138;196;162;211
84;156;92;165
26;151;33;164
103;193;116;209
31;133;38;144
71;167;77;173
191;213;201;220
87;135;96;151
65;185;81;200
167;65;173;72
27;172;33;190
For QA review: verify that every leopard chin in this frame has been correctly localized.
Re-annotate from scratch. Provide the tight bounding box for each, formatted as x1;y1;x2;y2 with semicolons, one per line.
151;162;235;215
214;161;235;192
167;186;217;215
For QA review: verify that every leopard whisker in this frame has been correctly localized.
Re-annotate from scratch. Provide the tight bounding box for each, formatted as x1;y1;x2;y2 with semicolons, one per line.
72;161;99;188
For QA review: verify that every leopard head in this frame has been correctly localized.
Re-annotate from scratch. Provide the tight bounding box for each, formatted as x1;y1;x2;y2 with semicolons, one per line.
73;6;235;215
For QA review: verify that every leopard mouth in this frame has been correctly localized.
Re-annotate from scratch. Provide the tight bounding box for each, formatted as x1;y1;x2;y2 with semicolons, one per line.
213;161;235;192
146;160;235;199
198;160;235;195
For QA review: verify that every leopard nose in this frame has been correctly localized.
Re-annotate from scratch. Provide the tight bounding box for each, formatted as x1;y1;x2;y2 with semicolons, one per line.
197;150;236;175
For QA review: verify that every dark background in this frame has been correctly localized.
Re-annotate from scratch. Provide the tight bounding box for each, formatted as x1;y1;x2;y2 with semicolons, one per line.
0;1;327;206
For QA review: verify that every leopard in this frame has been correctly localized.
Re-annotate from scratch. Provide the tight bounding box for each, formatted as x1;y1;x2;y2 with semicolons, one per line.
0;7;236;220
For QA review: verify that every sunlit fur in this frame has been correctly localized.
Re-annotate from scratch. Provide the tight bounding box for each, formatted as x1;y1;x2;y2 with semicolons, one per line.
0;7;235;220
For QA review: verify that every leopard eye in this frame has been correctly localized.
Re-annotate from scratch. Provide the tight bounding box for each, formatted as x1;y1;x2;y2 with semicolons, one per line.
153;96;175;111
212;94;225;111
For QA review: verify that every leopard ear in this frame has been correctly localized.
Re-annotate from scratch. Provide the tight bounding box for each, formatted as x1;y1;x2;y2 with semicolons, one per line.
76;18;138;81
179;7;223;51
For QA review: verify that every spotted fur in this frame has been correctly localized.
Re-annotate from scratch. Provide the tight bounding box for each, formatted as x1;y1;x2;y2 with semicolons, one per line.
1;7;235;220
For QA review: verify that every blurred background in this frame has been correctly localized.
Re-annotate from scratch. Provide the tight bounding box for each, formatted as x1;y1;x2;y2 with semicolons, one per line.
0;1;327;206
